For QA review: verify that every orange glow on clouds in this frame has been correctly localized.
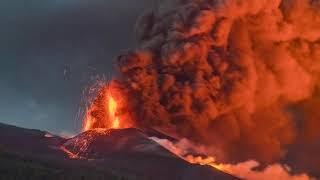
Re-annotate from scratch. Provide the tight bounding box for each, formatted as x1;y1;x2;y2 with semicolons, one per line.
150;137;312;180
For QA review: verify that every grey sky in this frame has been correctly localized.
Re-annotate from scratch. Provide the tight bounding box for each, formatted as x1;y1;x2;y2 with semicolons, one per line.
0;0;155;135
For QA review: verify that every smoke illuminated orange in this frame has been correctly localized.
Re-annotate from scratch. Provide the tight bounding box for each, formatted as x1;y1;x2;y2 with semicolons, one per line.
150;137;311;180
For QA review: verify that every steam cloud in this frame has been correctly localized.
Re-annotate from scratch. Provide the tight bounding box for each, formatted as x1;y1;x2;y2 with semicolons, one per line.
150;137;311;180
112;0;320;176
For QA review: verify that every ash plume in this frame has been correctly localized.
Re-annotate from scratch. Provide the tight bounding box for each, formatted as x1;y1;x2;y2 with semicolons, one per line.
113;0;320;176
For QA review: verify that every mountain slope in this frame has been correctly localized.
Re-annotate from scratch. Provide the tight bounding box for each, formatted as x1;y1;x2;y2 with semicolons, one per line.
0;123;238;180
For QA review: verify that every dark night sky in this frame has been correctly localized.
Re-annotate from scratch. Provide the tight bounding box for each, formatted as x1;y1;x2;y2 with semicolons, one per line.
0;0;155;136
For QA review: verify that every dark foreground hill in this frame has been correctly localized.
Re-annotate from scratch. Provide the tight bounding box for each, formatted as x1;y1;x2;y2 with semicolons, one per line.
0;123;238;180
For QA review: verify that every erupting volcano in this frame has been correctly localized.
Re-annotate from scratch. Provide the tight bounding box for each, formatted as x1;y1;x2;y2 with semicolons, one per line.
83;82;134;131
3;0;320;179
77;0;320;179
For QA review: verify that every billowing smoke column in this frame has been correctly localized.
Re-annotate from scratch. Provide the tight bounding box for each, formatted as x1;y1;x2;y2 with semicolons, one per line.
112;0;320;175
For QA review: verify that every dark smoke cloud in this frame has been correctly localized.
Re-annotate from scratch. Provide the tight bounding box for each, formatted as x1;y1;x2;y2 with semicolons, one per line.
114;0;320;176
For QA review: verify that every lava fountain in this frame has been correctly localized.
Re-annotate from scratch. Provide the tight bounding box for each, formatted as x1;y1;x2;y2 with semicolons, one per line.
108;94;120;129
83;82;133;131
78;0;320;178
80;81;312;179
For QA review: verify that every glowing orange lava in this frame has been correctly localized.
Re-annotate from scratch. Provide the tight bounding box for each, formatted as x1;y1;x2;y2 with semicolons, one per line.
184;155;229;173
83;83;130;131
107;95;120;129
84;116;93;131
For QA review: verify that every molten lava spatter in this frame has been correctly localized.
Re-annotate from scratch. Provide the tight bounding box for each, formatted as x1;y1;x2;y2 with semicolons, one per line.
83;82;131;131
108;95;120;129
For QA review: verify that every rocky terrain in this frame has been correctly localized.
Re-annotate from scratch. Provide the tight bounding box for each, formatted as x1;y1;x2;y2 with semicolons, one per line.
0;123;238;180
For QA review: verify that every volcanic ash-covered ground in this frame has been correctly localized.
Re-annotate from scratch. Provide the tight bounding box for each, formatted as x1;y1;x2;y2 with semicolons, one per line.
0;122;237;180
